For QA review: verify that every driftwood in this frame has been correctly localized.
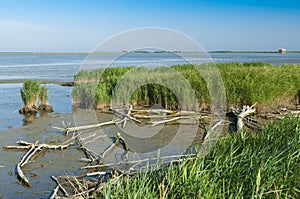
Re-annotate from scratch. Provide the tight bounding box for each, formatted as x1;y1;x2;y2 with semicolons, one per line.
122;105;133;128
81;153;196;170
79;142;101;163
231;103;256;131
150;116;201;127
49;185;60;199
132;109;177;115
132;109;201;119
53;120;117;134
51;175;69;197
4;140;72;187
86;171;107;176
202;120;225;142
100;132;129;162
111;108;142;123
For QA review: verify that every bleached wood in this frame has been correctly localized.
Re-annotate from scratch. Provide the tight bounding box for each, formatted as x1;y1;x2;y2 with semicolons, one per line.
150;116;200;127
111;109;141;123
53;120;117;134
231;103;256;131
16;162;31;187
51;175;69;197
86;171;106;176
49;185;59;199
122;105;133;128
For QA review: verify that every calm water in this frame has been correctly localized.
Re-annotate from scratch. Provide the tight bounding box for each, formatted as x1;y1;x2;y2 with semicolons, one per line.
0;52;300;130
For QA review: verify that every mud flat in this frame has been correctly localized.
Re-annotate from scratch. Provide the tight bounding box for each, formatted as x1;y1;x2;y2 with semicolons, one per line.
0;113;85;198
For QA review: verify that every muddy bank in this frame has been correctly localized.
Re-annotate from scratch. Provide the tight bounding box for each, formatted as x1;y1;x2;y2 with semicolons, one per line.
0;113;85;198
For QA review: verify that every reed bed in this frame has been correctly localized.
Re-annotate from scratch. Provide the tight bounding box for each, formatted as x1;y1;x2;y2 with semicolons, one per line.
100;116;300;198
72;62;300;110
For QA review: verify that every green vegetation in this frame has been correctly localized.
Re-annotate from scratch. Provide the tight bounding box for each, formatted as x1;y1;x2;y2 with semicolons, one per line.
101;116;300;198
72;62;300;110
19;80;52;114
38;85;53;112
217;62;300;108
39;85;49;105
20;79;41;110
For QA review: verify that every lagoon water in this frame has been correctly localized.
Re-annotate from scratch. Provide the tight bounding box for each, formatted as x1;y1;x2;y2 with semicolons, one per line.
1;52;300;130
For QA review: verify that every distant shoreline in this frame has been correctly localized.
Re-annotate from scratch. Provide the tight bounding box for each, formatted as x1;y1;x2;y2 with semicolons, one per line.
0;51;300;54
0;79;73;86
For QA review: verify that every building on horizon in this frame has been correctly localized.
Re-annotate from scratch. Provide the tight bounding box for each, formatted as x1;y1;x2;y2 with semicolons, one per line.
278;48;287;54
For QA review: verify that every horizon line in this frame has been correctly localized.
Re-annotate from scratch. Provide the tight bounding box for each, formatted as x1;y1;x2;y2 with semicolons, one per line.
0;50;300;54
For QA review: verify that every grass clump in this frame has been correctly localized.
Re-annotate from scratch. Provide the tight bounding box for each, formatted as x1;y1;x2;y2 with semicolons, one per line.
19;80;41;114
38;85;53;112
101;116;300;198
19;80;53;114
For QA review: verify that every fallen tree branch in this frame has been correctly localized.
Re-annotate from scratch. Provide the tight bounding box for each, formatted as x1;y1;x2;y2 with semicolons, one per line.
20;144;45;167
111;108;141;123
4;141;72;150
53;120;117;134
86;171;107;176
81;153;196;170
202;120;225;142
150;116;200;127
49;185;60;199
131;109;177;115
51;175;69;197
99;132;129;162
122;105;133;128
5;140;73;187
15;141;38;187
231;103;257;131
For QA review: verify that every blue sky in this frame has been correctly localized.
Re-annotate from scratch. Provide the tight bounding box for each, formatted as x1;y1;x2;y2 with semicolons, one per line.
0;0;300;52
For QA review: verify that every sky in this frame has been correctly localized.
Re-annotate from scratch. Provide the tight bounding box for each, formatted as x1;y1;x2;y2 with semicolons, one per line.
0;0;300;52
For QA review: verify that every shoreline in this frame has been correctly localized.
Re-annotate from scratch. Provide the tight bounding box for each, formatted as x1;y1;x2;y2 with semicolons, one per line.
1;51;300;54
0;79;74;86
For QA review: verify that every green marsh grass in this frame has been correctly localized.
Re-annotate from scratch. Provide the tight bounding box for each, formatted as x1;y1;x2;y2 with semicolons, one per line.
101;116;300;198
39;85;49;105
20;80;52;113
72;62;300;110
20;79;41;109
